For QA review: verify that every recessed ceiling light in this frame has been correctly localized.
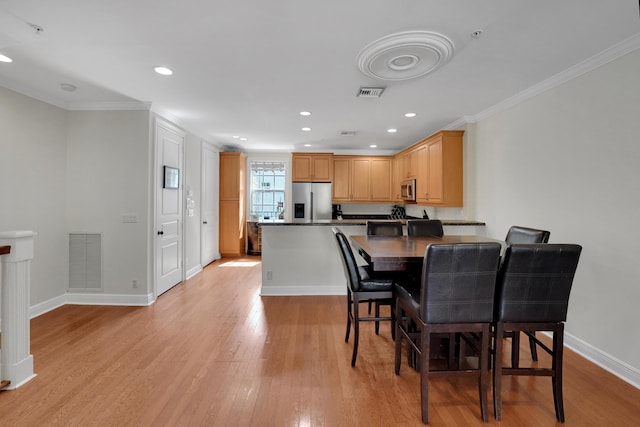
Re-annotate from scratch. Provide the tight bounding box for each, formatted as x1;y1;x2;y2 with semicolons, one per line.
369;145;377;148
304;144;312;147
300;111;311;116
239;137;248;141
302;127;311;132
387;128;397;133
0;54;13;63
232;135;240;139
404;112;416;118
154;66;173;75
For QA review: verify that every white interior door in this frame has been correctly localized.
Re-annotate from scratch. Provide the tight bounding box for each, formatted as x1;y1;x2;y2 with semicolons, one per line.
155;120;185;296
201;143;219;266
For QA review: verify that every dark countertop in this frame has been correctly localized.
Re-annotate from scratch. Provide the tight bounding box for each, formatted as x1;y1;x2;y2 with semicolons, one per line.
259;219;485;226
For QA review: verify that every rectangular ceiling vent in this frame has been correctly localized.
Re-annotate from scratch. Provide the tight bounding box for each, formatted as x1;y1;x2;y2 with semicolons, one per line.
356;87;385;98
340;131;357;137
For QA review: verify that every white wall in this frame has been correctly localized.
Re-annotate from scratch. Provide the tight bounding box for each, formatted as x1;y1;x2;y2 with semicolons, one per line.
0;87;69;304
469;49;640;373
66;110;151;296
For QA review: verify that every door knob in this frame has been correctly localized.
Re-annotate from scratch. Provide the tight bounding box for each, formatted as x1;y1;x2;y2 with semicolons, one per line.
203;221;208;224
157;231;164;235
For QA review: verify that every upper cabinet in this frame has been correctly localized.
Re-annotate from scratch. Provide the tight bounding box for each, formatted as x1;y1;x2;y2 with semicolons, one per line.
292;153;333;182
332;156;393;202
220;152;246;201
399;148;418;180
414;130;463;207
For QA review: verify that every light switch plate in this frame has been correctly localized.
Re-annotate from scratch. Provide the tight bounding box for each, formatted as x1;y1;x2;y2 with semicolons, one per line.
122;213;138;223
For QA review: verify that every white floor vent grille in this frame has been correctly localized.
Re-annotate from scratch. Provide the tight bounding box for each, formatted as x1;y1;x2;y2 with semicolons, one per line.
69;233;102;290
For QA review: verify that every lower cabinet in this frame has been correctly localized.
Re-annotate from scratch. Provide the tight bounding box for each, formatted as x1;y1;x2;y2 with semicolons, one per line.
219;200;245;256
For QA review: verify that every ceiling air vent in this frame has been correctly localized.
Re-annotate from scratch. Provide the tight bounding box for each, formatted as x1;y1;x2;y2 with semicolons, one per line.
356;87;385;98
340;131;357;137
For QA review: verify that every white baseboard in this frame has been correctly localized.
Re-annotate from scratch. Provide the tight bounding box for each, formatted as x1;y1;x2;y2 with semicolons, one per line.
29;292;155;318
65;292;155;306
562;331;640;390
29;294;67;318
186;264;203;280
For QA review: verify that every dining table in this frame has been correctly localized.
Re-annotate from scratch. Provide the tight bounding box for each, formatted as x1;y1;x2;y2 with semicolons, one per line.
349;234;504;272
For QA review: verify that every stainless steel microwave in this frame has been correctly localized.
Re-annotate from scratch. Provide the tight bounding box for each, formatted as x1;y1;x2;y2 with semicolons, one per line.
400;179;416;201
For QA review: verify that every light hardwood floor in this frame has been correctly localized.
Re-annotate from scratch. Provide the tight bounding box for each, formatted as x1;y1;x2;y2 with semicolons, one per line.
1;257;639;426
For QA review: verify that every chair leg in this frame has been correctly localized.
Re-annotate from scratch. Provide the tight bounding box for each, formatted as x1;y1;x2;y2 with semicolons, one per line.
420;326;430;424
351;295;360;367
511;331;520;368
394;301;403;375
478;325;490;422
368;300;372;314
391;300;396;341
493;323;504;420
345;291;352;343
528;331;539;361
448;333;457;370
552;324;565;422
374;302;380;335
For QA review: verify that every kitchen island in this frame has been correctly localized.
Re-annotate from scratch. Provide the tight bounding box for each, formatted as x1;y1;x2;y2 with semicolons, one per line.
260;219;485;296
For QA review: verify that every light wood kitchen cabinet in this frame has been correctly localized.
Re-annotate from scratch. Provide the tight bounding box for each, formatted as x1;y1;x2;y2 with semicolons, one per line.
400;148;418;180
392;156;403;202
332;156;393;202
415;130;464;207
370;158;393;201
219;152;246;256
292;153;333;182
332;157;351;201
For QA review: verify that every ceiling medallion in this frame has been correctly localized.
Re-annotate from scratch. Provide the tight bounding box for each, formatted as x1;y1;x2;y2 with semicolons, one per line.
357;31;455;81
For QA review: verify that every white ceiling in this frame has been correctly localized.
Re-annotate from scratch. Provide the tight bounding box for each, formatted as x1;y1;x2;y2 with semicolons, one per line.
1;1;639;153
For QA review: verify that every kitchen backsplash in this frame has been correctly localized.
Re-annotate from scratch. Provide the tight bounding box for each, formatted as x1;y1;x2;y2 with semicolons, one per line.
339;203;464;219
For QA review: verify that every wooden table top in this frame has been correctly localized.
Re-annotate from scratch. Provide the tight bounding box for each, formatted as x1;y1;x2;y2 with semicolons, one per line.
349;235;503;271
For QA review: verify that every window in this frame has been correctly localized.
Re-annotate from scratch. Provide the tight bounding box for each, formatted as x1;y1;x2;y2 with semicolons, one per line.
249;161;286;220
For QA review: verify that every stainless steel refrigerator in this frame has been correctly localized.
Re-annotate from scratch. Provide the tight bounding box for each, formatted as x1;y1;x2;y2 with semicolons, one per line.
292;182;332;222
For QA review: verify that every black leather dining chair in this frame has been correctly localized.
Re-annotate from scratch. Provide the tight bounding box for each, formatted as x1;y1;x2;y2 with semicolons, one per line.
406;219;444;237
366;220;403;236
365;220;404;314
332;227;395;367
505;225;550;245
394;242;502;423
492;243;582;422
504;225;551;362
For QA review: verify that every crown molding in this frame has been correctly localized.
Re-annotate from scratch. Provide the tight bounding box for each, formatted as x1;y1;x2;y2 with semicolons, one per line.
474;32;640;123
66;101;151;111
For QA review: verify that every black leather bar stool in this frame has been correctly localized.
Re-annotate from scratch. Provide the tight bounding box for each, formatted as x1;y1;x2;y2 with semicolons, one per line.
366;220;403;236
332;227;395;367
503;225;551;361
394;242;502;423
406;219;444;237
492;243;582;422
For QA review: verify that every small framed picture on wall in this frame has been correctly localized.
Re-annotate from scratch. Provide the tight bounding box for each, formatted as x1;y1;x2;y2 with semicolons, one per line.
163;166;179;189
